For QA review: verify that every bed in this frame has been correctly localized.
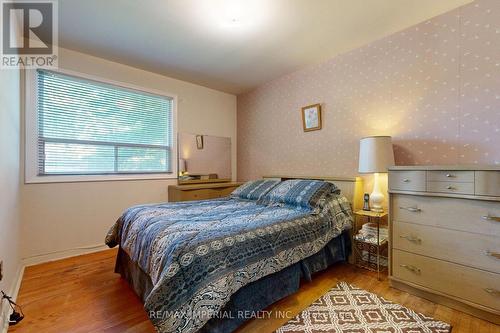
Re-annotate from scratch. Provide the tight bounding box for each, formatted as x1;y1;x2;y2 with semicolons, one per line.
105;176;362;333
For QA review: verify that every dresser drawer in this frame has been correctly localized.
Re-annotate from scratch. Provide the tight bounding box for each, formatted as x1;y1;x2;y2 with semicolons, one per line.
393;222;500;274
392;249;500;311
211;187;239;197
389;171;426;192
427;170;474;182
179;189;217;201
392;194;500;236
168;184;240;202
181;187;236;200
426;181;474;195
476;171;500;197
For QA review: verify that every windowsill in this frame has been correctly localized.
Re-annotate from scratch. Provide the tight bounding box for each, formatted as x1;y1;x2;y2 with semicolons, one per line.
24;173;178;184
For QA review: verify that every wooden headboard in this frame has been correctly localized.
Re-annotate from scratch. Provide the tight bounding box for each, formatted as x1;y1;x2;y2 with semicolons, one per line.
263;175;364;211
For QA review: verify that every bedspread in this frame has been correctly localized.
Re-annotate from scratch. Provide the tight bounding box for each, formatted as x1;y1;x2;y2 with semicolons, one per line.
105;195;352;333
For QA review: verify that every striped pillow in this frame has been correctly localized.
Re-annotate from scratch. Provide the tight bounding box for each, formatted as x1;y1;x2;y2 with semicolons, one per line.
259;179;339;211
231;179;281;201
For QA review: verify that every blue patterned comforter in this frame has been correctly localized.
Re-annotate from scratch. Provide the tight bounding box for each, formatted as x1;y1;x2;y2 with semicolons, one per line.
105;195;352;333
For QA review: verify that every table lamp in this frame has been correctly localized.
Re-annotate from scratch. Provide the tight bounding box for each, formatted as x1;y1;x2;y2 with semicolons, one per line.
358;136;395;212
178;158;187;176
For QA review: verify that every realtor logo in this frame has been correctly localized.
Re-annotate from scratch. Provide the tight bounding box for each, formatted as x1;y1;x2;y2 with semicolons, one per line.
1;0;58;68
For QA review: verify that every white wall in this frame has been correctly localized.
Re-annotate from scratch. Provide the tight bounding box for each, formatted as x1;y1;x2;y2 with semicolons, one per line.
20;47;237;264
0;68;22;329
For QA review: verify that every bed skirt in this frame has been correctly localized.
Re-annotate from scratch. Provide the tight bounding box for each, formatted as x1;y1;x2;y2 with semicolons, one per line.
115;230;351;333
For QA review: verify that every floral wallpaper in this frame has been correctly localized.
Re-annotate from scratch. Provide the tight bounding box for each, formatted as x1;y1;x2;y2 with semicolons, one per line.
237;0;499;181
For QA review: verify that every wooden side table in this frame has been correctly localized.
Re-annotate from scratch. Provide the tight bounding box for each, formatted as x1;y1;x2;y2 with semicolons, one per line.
353;210;388;280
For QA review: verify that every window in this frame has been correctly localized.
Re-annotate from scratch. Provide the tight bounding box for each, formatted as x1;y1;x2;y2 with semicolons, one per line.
26;69;176;182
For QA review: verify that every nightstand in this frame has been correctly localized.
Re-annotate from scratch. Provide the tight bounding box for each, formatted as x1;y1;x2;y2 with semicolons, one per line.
353;210;388;280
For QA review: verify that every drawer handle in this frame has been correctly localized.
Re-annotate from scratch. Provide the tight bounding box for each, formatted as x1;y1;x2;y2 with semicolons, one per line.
446;185;455;190
484;288;500;297
402;178;411;183
399;206;421;213
400;264;421;274
399;235;422;244
485;251;500;260
482;214;500;222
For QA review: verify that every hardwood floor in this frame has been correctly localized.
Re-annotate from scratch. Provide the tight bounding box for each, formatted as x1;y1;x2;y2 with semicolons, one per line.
9;249;499;333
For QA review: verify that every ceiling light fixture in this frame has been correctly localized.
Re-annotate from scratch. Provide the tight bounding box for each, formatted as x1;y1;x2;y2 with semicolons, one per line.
197;0;272;35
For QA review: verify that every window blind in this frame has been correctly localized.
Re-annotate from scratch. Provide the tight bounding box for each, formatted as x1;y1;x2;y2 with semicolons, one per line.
36;69;174;175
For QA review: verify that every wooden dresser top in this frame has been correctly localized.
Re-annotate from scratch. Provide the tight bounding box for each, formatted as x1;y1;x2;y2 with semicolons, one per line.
169;182;244;191
389;165;500;171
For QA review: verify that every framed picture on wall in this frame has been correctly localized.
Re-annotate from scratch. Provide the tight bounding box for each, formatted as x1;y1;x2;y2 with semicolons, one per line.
196;135;204;149
301;103;322;132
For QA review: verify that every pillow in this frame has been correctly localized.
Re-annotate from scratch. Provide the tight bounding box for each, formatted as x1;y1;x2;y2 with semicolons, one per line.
231;179;281;201
258;179;340;211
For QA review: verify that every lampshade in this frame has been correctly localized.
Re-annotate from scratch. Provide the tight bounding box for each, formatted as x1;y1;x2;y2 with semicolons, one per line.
358;136;395;173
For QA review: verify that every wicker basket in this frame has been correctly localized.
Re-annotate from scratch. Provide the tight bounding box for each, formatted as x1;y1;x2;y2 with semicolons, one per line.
353;239;388;271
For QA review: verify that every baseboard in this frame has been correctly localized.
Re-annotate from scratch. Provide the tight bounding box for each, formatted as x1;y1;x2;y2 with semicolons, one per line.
22;244;110;267
1;265;25;333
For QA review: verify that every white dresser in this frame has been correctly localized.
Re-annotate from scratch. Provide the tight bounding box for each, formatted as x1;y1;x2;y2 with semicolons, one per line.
388;166;500;324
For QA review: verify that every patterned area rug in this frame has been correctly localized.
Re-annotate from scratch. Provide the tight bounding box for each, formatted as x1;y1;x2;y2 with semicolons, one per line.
276;282;451;333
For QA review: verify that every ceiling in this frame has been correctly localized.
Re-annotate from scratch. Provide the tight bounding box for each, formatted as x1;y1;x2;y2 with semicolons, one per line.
58;0;472;94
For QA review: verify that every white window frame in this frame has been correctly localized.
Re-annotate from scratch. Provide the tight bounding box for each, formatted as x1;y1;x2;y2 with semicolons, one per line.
25;68;178;184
